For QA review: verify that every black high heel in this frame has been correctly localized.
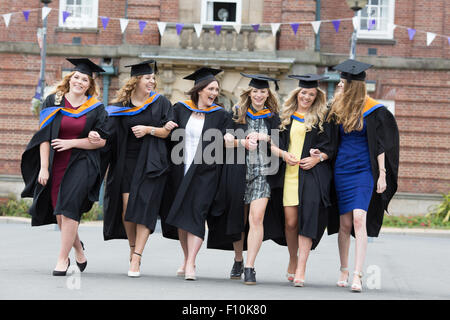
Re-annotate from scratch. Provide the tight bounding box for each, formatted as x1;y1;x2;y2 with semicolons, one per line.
76;240;87;272
53;258;70;276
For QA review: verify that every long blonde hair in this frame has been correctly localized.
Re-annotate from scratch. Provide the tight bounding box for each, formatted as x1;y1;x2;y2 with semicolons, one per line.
280;87;327;132
327;79;367;133
113;75;158;106
232;87;280;124
50;71;99;105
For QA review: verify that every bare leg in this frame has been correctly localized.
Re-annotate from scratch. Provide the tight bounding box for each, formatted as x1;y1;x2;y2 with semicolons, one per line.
284;206;298;276
245;198;269;268
129;224;151;273
352;209;368;287
56;215;85;263
177;228;188;273
185;232;203;277
337;211;353;283
232;205;249;262
54;215;79;271
122;193;137;260
295;235;313;281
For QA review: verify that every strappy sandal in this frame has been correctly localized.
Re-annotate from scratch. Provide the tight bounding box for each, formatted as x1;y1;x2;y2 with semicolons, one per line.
351;271;363;292
336;267;349;287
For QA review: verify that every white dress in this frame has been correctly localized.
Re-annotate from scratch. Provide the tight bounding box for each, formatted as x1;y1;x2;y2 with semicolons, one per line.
184;113;205;175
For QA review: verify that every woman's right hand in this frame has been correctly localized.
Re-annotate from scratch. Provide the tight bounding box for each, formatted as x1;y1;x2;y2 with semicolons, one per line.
245;137;258;151
88;131;102;144
223;133;235;148
284;152;299;166
38;168;49;186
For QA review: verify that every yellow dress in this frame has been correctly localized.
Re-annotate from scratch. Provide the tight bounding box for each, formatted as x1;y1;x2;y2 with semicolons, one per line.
283;118;306;206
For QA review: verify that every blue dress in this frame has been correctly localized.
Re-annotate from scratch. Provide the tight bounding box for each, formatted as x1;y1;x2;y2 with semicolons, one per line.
334;120;373;215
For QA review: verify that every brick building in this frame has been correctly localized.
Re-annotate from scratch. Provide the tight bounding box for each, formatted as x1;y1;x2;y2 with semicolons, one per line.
0;0;449;214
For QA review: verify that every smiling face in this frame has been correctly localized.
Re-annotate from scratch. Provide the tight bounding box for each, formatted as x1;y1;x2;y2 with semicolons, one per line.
249;88;269;109
69;71;91;96
136;73;156;95
297;87;318;111
197;80;219;108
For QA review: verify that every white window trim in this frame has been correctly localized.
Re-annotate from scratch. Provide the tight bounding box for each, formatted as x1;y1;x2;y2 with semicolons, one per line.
357;0;395;40
201;0;242;25
378;99;395;115
58;0;99;29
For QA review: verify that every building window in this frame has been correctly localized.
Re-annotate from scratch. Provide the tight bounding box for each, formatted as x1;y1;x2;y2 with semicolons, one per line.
201;0;242;25
59;0;98;29
357;0;395;40
378;99;395;115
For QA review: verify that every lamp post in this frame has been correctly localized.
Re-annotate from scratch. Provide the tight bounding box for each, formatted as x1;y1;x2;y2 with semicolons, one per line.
38;0;52;103
346;0;368;59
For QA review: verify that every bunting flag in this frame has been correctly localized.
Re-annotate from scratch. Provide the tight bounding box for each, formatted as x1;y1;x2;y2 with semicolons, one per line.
100;16;110;30
176;23;184;35
352;15;359;30
62;11;70;24
291;23;300;35
448;37;450;45
233;24;241;34
23;10;30;22
426;32;436;46
311;21;321;34
3;13;11;27
42;7;52;21
271;23;280;36
368;19;376;30
214;25;221;35
157;21;166;36
194;24;202;37
139;20;147;34
332;20;340;33
407;28;416;40
252;24;260;32
119;18;129;33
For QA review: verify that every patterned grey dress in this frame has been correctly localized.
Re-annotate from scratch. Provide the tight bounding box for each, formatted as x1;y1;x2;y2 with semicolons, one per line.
243;110;271;204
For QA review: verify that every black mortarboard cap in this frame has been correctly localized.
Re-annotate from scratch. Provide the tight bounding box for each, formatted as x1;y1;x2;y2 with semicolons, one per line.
125;59;158;77
241;73;280;91
333;59;372;82
183;67;223;85
288;73;329;88
66;58;105;77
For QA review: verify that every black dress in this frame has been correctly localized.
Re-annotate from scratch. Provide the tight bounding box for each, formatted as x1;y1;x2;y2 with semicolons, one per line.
101;94;173;240
21;93;109;225
327;102;400;238
206;108;285;251
160;101;231;240
273;117;336;250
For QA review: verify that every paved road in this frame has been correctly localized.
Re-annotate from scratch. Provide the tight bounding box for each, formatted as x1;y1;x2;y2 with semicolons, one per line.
0;221;449;300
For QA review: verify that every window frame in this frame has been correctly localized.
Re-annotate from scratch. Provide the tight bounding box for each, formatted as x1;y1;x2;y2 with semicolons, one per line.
200;0;242;25
58;0;99;29
357;0;395;40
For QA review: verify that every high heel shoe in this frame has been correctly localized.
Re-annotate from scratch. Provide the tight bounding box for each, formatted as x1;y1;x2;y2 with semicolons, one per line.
351;271;363;292
52;258;70;276
286;272;295;282
293;278;305;287
76;240;87;272
184;266;196;281
128;252;141;278
336;267;349;287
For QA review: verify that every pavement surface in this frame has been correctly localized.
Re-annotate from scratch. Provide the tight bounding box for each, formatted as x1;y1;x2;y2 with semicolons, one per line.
0;218;449;300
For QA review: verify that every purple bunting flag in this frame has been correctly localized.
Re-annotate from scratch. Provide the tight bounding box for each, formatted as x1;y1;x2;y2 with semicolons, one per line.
252;24;260;32
368;19;376;30
62;11;71;23
100;16;110;30
176;23;184;35
448;37;450;46
407;28;416;40
214;25;222;35
332;20;340;33
23;10;30;22
291;23;300;35
139;20;147;34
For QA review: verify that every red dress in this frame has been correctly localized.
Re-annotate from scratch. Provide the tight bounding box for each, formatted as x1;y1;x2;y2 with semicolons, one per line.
50;98;87;209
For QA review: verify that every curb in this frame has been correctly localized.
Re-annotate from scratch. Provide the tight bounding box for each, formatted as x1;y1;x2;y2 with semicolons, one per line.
0;216;102;227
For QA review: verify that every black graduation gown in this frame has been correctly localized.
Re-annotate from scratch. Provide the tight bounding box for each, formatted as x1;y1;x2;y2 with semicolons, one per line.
206;111;286;250
327;105;400;237
101;95;173;240
21;93;109;226
160;102;231;240
272;118;336;250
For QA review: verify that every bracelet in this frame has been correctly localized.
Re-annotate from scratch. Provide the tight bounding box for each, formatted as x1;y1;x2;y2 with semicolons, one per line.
379;168;386;173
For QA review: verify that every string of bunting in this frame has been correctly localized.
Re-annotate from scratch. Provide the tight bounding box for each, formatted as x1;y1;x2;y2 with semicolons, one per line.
1;7;449;47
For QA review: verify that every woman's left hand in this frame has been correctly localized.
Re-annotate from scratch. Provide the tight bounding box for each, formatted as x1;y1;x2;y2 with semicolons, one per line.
131;125;149;138
51;139;74;152
299;156;320;170
377;173;387;193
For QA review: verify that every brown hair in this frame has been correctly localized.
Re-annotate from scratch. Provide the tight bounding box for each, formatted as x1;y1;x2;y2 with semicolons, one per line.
327;79;367;133
50;71;99;105
232;87;280;124
112;74;158;106
279;86;327;132
186;78;220;106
